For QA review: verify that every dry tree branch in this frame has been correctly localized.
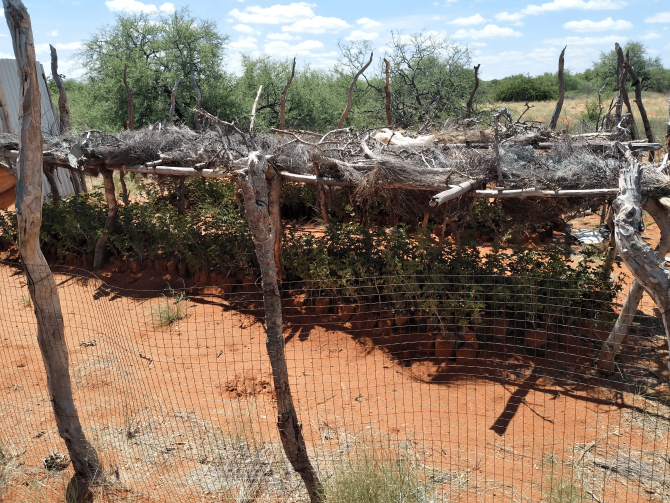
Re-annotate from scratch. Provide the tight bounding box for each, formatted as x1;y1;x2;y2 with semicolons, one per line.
168;77;179;124
549;46;566;131
465;63;481;120
338;51;373;128
624;60;655;159
192;70;202;132
383;57;392;126
279;58;296;132
250;85;262;136
49;44;70;133
123;63;134;130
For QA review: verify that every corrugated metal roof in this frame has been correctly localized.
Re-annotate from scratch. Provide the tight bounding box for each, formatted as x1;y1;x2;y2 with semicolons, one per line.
0;58;74;200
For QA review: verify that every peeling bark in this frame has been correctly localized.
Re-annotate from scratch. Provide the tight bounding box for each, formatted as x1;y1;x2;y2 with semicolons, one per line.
266;166;283;281
93;167;117;269
4;0;102;497
236;152;322;501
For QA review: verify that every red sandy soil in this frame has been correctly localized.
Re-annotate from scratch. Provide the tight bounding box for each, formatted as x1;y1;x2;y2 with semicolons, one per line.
1;219;669;502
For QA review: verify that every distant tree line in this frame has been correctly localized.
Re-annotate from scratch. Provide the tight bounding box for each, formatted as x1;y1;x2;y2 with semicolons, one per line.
49;7;670;133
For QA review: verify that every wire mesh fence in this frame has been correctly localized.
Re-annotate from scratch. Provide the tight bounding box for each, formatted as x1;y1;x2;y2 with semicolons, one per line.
1;261;670;502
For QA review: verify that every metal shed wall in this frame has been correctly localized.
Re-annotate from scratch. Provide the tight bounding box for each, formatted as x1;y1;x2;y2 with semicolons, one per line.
0;58;75;201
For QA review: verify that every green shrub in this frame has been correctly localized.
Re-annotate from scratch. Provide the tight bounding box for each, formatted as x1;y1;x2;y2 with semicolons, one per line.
492;74;558;102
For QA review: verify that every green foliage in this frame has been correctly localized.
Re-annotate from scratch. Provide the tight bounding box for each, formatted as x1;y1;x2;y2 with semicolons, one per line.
492;73;558;102
41;192;107;255
0;210;17;245
584;41;664;92
581;99;600;122
647;67;670;94
320;449;430;503
75;7;229;131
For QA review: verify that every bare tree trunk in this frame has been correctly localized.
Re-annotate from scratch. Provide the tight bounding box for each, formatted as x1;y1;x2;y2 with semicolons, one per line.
236;152;322;501
623;61;654;160
465;64;480;120
49;44;70;133
615;44;636;138
123;64;134;130
279;58;296;133
168;77;179;125
383;58;392;126
42;163;60;204
93;167;117;269
612;151;670;376
69;167;82;195
666;93;670;151
549;46;566;131
4;1;102;498
338;52;373;128
310;158;330;225
597;198;670;372
191;70;202;131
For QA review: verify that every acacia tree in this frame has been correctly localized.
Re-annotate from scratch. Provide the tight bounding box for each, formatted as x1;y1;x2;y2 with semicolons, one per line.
584;41;663;92
76;7;229;130
338;32;475;128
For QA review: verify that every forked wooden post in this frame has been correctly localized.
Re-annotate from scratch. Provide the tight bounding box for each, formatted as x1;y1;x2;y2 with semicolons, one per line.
168;77;179;124
49;44;71;133
338;52;373;128
612;150;670;377
236;152;322;501
123;64;134;130
4;0;102;496
93;167;118;269
279;58;296;133
383;58;392;126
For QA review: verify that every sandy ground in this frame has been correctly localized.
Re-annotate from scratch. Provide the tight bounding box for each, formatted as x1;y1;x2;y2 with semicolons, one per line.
1;217;670;502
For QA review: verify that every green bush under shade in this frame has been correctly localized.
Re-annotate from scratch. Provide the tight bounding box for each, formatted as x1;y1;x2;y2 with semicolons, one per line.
492;74;558;102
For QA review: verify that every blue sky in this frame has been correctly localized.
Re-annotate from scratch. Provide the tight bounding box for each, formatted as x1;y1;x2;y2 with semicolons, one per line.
1;0;669;80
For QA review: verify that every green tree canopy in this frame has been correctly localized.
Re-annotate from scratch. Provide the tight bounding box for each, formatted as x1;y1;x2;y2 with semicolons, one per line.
75;7;229;130
583;41;663;91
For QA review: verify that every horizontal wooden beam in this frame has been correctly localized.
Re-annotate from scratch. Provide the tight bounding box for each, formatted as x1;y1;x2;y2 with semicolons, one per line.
429;179;480;207
108;164;233;178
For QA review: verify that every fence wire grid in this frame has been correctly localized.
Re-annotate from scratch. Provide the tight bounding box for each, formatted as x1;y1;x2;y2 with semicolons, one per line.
1;262;670;503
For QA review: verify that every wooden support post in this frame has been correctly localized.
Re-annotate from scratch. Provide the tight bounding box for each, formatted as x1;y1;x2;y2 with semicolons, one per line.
42;163;60;204
0;73;14;134
310;157;330;225
612;151;670;377
69;166;82;195
279;58;296;133
624;61;654;148
383;58;392;126
168;77;179;125
430;179;479;207
549;46;566;131
123;64;134;130
597;198;670;372
338;52;373;128
119;171;129;204
49;44;70;133
93;167;117;269
176;176;185;215
236;152;322;501
4;0;102;497
666;92;670;151
465;64;480;120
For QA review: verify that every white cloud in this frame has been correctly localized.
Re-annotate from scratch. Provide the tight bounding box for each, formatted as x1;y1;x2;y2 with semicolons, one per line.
644;12;670;23
282;16;350;33
448;14;487;25
229;3;315;24
641;31;662;39
228;36;258;52
563;17;632;32
496;0;626;24
470;42;487;47
356;17;381;29
233;24;260;35
263;39;335;58
453;24;522;39
46;30;58;37
543;34;625;46
345;30;379;41
105;0;174;13
35;42;83;55
266;32;301;40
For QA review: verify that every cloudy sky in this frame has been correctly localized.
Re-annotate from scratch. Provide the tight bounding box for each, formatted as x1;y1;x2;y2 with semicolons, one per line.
0;0;668;80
